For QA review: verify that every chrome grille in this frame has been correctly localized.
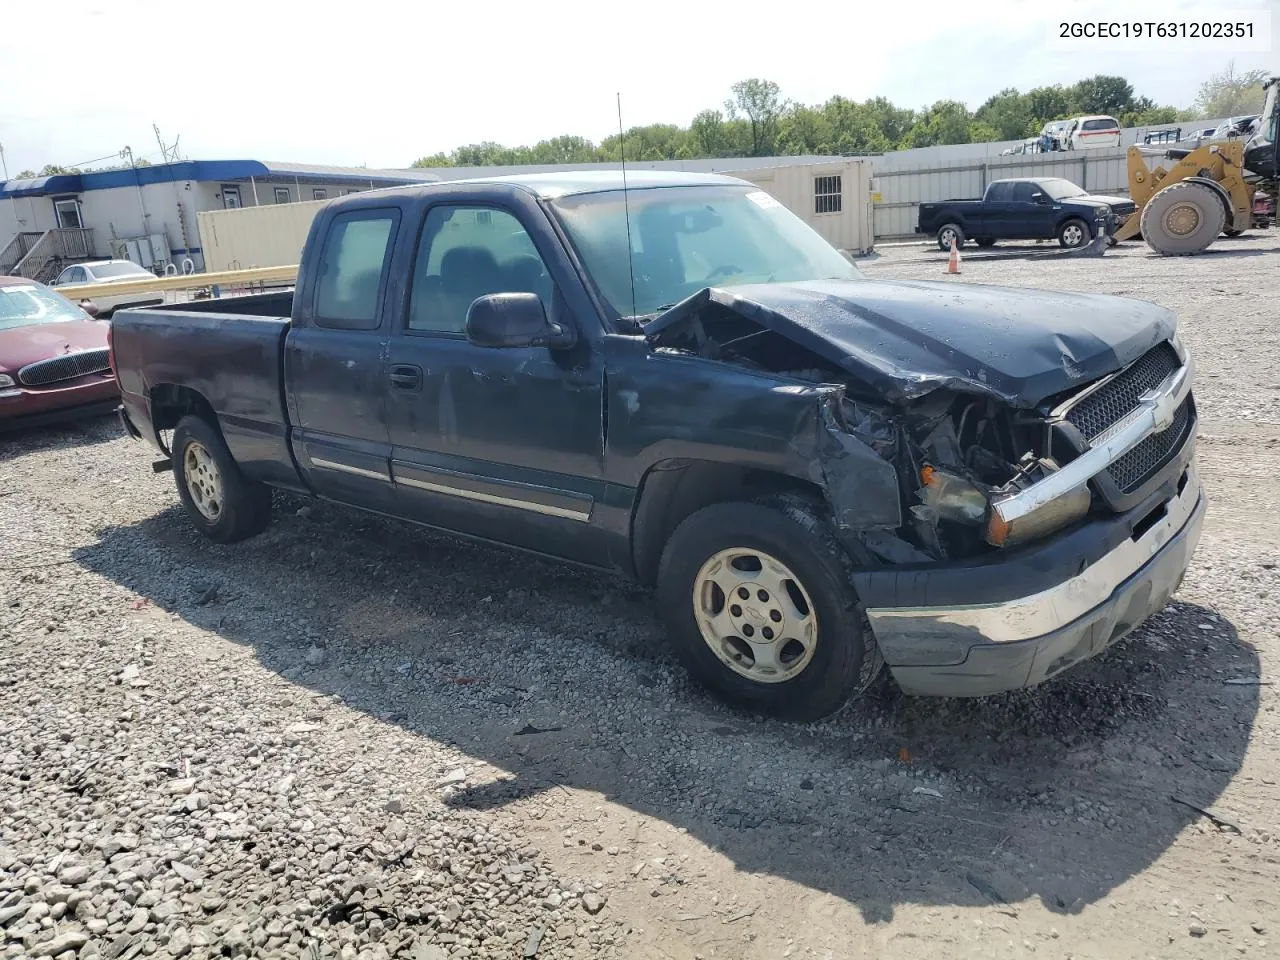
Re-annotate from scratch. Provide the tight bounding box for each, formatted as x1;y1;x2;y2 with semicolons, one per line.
17;348;111;387
1107;396;1193;492
1111;202;1137;217
1065;343;1181;440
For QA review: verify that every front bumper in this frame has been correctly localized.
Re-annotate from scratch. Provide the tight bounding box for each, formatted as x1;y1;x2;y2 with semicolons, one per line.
0;376;120;433
858;464;1205;697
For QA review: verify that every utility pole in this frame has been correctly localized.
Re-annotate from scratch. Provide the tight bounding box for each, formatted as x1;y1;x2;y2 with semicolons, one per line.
0;143;8;180
153;125;191;263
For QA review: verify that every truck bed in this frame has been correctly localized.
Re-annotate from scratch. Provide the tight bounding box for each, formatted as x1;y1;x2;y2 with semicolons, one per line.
111;294;298;489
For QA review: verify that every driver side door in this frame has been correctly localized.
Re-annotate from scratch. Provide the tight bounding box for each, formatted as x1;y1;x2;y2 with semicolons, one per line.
384;202;609;565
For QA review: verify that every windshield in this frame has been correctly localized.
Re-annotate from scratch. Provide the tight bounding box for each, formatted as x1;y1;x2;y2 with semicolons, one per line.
550;185;861;318
88;261;151;279
0;283;85;330
1040;179;1087;200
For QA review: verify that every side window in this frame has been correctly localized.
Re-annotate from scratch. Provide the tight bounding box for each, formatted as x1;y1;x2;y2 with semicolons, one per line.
406;206;554;334
987;182;1010;202
313;210;399;331
1013;182;1036;203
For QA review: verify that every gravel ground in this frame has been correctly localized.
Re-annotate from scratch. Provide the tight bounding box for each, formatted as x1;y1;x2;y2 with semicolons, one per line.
2;233;1279;960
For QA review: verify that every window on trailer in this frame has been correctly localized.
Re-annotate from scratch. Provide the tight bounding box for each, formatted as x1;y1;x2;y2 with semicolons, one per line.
53;198;83;229
313;188;328;201
274;187;291;204
814;176;842;215
221;186;241;209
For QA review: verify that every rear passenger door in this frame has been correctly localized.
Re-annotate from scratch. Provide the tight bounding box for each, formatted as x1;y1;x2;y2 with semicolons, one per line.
983;182;1015;236
284;207;401;511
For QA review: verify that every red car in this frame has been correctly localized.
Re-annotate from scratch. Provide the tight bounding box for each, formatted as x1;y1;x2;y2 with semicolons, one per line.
0;276;119;431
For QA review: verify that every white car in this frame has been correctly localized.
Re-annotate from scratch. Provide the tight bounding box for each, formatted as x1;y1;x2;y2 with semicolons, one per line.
51;260;161;317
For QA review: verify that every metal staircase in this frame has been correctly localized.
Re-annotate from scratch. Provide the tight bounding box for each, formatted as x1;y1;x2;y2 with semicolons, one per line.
0;228;94;281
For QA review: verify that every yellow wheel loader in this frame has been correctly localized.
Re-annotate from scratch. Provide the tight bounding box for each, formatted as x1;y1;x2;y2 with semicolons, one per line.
1114;76;1277;255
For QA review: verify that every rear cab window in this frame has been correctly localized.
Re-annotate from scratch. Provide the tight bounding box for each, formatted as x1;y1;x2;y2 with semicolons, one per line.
313;210;401;330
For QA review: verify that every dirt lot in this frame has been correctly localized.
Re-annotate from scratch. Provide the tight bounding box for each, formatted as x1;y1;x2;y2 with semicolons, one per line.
2;234;1279;960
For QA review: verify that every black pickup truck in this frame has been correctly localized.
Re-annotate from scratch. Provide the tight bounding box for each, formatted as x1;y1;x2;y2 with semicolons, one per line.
110;171;1204;720
917;177;1136;250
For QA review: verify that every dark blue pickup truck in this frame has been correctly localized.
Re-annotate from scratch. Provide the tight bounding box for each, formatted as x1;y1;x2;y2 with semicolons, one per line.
918;177;1136;250
110;171;1204;720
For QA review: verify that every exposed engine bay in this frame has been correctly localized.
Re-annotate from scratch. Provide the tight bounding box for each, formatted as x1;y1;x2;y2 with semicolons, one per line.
646;295;1102;564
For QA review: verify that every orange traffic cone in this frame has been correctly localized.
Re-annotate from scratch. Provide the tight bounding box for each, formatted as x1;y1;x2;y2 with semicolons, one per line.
947;238;961;274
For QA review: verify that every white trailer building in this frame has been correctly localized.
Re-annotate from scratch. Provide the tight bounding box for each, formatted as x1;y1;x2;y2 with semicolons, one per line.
0;160;438;280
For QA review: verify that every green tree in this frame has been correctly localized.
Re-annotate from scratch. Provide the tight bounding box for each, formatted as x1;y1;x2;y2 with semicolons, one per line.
725;78;786;155
901;101;975;148
1194;61;1270;118
1025;85;1073;127
861;97;915;147
599;124;689;161
820;97;893;153
976;88;1037;140
776;104;832;155
411;153;452;168
16;169;36;178
1069;75;1136;116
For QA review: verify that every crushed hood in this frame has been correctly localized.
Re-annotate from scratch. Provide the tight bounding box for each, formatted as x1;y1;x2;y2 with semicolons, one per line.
645;279;1176;406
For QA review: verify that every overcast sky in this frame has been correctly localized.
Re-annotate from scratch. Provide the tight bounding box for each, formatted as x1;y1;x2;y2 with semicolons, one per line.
1;0;1276;175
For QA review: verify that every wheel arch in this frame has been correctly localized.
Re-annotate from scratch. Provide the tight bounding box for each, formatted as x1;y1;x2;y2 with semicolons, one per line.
147;383;220;455
630;459;828;586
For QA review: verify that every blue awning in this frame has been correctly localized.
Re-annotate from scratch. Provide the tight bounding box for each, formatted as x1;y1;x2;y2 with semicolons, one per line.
1;160;435;199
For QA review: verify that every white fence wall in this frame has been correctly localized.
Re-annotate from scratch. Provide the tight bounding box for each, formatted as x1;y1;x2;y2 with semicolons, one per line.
872;146;1135;238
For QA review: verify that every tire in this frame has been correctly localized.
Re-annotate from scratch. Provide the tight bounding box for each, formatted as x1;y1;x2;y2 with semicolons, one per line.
936;223;965;251
1057;218;1091;249
172;414;272;544
655;496;877;721
1139;181;1227;255
975;237;997;248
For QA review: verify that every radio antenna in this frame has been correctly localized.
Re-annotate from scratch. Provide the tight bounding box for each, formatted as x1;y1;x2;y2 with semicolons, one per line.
617;92;638;321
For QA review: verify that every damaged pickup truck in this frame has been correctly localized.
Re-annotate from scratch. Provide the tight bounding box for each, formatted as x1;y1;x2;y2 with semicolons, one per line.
109;171;1204;720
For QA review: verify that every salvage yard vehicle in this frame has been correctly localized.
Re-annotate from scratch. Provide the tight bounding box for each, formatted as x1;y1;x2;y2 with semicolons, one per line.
110;171;1204;720
52;259;162;317
917;177;1135;250
0;276;118;431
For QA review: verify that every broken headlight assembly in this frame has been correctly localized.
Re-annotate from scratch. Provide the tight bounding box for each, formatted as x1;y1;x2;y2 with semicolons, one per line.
918;458;1091;549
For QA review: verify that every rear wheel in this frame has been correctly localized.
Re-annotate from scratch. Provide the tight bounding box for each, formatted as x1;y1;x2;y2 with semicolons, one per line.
1057;218;1091;249
1140;181;1227;255
172;415;272;544
656;497;880;720
936;223;965;251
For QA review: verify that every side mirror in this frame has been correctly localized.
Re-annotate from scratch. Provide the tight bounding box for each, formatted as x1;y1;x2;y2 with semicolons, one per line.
465;292;575;350
1031;192;1048;204
79;300;101;318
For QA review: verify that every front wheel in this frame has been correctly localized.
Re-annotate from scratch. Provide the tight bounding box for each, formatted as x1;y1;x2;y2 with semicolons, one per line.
656;498;878;720
1057;218;1091;248
172;415;272;544
936;223;965;251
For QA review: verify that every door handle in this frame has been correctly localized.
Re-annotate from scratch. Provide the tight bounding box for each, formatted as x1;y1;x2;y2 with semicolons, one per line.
389;364;422;389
